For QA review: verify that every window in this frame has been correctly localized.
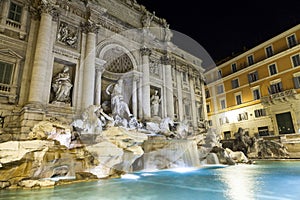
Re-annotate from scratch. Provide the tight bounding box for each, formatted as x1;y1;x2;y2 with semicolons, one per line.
208;120;212;126
0;116;4;128
231;63;237;72
182;72;187;82
254;109;266;117
8;2;22;23
216;84;224;94
287;34;297;48
253;88;261;100
248;71;258;83
206;104;211;113
247;55;254;66
0;61;13;85
219;117;229;125
217;70;222;78
291;54;300;67
231;78;239;89
237;112;248;121
223;131;231;139
258;126;269;136
293;75;300;89
269;82;283;94
205;89;210;98
235;93;242;105
220;99;226;109
268;64;277;75
185;104;190;116
265;45;273;57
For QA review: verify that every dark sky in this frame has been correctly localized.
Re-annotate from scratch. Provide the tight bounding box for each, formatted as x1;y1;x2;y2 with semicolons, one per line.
138;1;300;68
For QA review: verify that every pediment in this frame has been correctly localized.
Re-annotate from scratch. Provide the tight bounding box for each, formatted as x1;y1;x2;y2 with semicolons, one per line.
0;48;23;59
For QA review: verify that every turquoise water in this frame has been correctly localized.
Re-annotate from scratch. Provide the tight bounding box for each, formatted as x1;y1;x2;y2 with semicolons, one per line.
1;160;300;200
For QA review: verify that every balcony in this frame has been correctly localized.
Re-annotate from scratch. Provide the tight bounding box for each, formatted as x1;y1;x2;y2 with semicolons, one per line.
0;83;17;103
261;89;298;105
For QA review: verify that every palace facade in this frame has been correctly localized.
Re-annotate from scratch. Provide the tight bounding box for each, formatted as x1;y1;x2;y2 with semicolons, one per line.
205;24;300;139
0;0;206;139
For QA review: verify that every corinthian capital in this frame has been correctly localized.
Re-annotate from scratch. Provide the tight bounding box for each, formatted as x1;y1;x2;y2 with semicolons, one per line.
39;0;59;17
81;20;100;34
161;54;173;65
140;46;152;56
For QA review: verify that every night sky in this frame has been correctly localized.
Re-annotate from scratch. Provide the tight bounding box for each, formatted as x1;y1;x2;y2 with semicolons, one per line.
139;0;300;68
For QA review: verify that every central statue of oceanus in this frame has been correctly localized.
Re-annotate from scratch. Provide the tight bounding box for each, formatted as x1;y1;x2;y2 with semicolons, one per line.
106;79;137;128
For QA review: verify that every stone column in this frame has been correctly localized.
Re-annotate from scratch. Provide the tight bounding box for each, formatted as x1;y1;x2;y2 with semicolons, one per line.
138;77;143;119
162;55;174;119
19;4;28;39
176;69;184;121
189;73;198;128
132;74;139;117
200;75;208;121
81;21;98;109
140;46;151;120
95;59;106;105
0;0;9;32
28;3;56;105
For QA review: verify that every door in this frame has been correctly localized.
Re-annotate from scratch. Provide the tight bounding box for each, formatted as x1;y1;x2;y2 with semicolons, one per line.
276;112;295;134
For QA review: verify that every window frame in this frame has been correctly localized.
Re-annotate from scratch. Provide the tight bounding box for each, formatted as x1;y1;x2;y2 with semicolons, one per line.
235;92;242;105
247;54;254;66
265;45;274;58
220;98;226;110
231;78;239;89
286;34;297;48
291;54;300;68
248;70;259;83
231;63;237;73
8;2;23;23
216;84;224;94
252;86;261;100
268;63;278;76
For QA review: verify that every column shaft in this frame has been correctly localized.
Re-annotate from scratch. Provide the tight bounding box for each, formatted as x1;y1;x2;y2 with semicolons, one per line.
28;12;52;104
176;70;184;121
141;47;151;120
82;32;96;109
165;64;174;118
189;77;198;128
132;78;138;117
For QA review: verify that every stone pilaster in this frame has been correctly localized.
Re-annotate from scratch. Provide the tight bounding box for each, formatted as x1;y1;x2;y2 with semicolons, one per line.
176;69;184;121
0;0;10;33
140;46;152;120
95;59;106;105
189;74;198;129
132;73;140;117
28;3;57;106
81;21;99;109
162;54;174;119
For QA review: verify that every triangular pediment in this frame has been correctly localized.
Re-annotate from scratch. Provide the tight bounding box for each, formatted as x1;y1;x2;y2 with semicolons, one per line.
0;48;23;59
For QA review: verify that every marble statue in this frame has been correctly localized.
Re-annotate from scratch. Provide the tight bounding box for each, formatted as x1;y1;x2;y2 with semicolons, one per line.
175;119;189;139
51;66;73;103
71;105;114;134
57;23;78;47
141;10;155;29
106;79;133;127
150;90;161;116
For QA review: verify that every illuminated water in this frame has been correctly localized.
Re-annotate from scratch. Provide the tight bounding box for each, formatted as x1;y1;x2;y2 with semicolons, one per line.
1;160;300;200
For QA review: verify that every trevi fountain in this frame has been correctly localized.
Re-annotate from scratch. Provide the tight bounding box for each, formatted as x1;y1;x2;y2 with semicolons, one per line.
0;0;300;199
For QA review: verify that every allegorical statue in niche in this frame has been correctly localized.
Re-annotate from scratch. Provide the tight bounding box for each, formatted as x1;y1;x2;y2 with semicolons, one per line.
106;79;133;122
150;90;161;116
51;66;73;104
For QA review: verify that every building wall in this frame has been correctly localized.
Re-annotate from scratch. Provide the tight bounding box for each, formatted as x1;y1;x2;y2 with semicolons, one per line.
205;24;300;138
0;0;206;138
